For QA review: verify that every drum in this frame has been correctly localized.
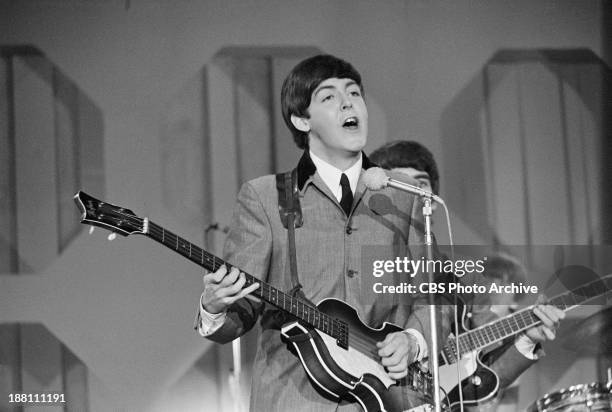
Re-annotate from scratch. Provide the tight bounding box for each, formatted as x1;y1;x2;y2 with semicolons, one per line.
527;382;612;411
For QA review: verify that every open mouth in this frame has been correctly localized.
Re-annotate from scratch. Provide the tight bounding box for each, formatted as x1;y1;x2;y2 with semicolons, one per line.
342;116;359;130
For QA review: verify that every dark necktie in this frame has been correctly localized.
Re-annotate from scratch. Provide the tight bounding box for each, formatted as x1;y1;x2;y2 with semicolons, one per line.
339;173;353;216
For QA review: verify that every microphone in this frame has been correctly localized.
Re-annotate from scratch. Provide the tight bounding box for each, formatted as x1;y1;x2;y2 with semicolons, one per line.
362;167;443;203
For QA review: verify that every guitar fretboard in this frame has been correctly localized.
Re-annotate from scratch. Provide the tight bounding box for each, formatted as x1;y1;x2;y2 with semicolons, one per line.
145;220;348;343
441;275;612;364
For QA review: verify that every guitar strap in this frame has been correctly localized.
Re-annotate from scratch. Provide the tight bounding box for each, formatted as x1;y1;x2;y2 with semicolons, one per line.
263;169;315;334
275;169;306;300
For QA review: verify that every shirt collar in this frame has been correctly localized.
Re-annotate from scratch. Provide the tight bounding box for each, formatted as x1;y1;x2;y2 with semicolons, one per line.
294;149;377;191
309;150;362;201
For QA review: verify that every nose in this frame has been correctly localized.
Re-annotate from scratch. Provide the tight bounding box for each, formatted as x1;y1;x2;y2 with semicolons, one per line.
340;93;353;110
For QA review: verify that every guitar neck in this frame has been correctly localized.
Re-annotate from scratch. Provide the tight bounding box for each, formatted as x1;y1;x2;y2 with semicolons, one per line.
144;219;343;338
441;275;612;363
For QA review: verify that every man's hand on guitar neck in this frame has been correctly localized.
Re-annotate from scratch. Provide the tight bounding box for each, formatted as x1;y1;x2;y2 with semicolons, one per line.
201;265;260;315
377;331;420;379
525;302;565;342
514;298;565;359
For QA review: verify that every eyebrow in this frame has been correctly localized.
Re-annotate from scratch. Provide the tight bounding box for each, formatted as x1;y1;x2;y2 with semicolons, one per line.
411;172;431;181
313;80;358;97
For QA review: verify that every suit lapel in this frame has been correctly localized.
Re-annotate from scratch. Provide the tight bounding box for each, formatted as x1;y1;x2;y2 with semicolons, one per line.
310;171;343;209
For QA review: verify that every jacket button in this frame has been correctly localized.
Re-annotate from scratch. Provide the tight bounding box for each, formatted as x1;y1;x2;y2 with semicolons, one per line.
347;269;357;278
346;227;352;235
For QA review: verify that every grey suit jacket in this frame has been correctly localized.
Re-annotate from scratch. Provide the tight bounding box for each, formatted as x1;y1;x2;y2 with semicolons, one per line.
197;151;452;411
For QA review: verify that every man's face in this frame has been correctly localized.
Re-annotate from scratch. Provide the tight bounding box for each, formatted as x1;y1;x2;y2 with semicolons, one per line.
393;167;434;193
294;78;368;162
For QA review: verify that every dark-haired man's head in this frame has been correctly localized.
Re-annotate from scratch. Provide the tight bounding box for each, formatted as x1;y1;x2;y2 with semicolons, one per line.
281;55;367;162
482;252;528;315
369;140;440;195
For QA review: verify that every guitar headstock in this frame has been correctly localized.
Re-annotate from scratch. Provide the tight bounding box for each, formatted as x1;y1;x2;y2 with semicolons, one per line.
74;191;145;236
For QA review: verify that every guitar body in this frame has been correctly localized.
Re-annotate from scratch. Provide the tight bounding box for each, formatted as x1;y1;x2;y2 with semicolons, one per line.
441;351;499;411
281;298;434;412
439;302;500;411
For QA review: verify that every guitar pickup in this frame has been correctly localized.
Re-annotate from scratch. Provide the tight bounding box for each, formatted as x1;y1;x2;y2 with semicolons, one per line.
335;320;349;349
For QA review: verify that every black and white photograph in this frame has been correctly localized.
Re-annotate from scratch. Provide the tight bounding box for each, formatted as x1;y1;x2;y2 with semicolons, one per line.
1;1;611;411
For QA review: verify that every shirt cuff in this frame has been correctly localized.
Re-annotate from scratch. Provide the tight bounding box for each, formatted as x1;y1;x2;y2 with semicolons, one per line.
404;328;427;361
196;294;227;337
514;333;543;360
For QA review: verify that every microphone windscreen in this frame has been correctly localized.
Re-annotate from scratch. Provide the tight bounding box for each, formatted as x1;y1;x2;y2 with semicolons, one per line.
362;167;389;191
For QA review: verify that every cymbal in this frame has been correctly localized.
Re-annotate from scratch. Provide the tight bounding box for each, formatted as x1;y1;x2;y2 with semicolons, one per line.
561;306;612;355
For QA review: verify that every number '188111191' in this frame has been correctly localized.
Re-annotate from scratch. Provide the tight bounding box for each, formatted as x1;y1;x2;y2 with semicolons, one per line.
9;393;65;403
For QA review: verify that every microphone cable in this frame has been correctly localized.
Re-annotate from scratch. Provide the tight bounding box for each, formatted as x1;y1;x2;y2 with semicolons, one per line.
437;198;464;412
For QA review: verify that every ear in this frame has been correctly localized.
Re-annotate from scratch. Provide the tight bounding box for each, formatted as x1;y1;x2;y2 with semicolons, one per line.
290;114;310;133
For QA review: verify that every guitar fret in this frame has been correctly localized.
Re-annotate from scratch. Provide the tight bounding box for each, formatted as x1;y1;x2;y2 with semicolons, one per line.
480;330;489;346
469;332;478;348
504;317;515;335
457;337;465;356
513;314;523;331
470;333;478;350
468;334;477;347
511;313;521;331
470;332;479;348
476;330;485;346
483;327;492;345
492;321;503;340
522;312;534;329
458;340;467;357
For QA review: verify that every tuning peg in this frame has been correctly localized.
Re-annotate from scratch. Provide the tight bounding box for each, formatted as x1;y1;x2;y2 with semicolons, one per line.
89;226;95;235
108;233;117;241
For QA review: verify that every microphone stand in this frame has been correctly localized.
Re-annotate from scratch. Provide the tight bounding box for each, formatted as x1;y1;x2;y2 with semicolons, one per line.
205;222;244;412
422;196;441;412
